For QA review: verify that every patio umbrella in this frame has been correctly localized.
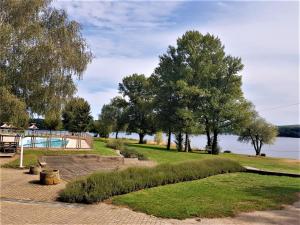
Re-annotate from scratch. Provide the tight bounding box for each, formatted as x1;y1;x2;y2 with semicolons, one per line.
28;123;38;130
0;123;10;129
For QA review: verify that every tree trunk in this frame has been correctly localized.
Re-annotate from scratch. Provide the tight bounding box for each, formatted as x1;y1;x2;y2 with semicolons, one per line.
188;140;192;152
115;131;118;139
138;133;145;144
256;140;263;155
206;127;211;147
184;133;188;152
167;128;171;150
176;132;183;151
211;130;219;154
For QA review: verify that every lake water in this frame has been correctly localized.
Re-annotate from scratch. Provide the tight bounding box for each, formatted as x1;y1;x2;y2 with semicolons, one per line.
111;133;300;160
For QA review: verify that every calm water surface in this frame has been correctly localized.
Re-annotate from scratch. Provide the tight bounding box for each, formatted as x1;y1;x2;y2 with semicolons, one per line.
112;133;300;160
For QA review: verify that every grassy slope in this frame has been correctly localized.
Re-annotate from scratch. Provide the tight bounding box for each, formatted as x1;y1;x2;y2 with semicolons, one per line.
113;172;300;219
111;142;300;219
127;143;300;173
2;140;117;168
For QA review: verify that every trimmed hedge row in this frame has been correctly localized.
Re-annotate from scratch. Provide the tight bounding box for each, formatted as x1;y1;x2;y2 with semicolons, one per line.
59;158;245;203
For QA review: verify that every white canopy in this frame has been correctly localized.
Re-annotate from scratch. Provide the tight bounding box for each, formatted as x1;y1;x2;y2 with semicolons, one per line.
28;124;38;130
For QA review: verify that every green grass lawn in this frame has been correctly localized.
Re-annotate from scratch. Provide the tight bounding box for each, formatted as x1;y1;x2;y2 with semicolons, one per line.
2;140;117;168
127;143;300;174
113;172;300;219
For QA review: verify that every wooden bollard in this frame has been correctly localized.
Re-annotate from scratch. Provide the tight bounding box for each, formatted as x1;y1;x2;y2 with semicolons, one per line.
40;170;60;185
29;166;41;175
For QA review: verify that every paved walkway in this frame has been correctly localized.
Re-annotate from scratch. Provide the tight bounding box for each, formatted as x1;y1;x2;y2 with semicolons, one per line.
1;157;299;225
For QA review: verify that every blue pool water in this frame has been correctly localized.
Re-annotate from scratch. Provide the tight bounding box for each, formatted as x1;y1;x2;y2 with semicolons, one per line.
21;137;68;148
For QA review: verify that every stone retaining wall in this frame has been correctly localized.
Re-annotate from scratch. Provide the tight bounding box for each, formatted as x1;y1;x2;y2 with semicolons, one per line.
39;154;124;181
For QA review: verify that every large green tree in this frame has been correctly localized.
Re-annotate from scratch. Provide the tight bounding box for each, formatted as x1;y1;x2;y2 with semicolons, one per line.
97;97;128;139
62;97;92;133
0;87;29;128
177;31;253;154
238;116;278;155
0;0;92;115
151;46;186;149
99;97;128;139
119;74;156;144
44;110;62;133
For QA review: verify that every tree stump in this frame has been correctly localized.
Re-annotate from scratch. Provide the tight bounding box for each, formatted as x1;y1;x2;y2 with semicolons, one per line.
40;170;60;185
29;166;41;175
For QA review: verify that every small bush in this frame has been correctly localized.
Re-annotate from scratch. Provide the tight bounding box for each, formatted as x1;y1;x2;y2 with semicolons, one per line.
260;153;266;157
59;158;245;203
224;150;231;153
106;139;125;150
120;147;148;160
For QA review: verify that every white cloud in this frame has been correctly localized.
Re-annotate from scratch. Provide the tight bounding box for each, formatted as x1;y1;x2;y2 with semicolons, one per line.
52;1;181;31
54;1;299;125
196;2;299;125
75;56;159;117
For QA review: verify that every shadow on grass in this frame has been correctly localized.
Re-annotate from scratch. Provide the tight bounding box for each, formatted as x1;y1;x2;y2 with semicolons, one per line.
127;143;210;156
233;185;300;224
244;185;300;205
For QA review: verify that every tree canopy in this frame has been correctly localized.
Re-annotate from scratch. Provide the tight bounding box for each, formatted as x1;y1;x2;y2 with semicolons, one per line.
0;87;28;128
100;30;275;155
62;97;92;133
0;0;92;117
238;116;278;155
119;74;156;144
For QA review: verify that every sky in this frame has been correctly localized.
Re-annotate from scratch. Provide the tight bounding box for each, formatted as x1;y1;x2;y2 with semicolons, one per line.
52;0;299;126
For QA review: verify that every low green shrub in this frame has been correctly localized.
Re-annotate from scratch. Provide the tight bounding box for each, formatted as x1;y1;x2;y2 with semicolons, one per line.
59;158;245;203
106;139;125;150
120;147;148;160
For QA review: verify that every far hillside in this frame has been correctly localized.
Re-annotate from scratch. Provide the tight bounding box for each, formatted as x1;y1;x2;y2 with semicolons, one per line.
278;125;300;138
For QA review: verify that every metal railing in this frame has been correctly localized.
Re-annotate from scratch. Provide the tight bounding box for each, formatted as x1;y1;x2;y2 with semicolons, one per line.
0;131;93;150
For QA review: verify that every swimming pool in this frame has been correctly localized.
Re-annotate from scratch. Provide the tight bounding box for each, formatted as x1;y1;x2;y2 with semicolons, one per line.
21;137;69;148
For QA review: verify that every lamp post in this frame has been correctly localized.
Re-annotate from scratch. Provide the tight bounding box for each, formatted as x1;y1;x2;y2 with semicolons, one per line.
19;134;24;168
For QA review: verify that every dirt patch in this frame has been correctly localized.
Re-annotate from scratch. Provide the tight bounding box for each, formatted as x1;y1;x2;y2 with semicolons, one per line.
282;159;300;164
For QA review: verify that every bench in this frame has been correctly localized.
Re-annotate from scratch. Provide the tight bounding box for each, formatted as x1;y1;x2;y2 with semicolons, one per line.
0;142;18;153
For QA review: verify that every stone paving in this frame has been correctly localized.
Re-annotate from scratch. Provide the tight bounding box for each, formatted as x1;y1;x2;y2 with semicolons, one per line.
1;157;299;225
0;168;66;202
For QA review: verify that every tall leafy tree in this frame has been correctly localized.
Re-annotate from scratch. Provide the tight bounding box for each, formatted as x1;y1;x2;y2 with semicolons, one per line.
44;110;62;133
119;74;156;144
98;97;128;138
0;0;92;115
238;116;278;155
177;31;253;154
62;97;92;133
151;46;186;149
109;96;128;139
0;87;29;128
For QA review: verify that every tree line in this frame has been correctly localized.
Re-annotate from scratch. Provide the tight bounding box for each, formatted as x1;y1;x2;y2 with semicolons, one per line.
0;1;277;155
94;31;278;155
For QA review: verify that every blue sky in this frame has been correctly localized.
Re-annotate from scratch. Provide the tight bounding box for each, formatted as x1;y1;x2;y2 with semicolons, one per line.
53;0;299;125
